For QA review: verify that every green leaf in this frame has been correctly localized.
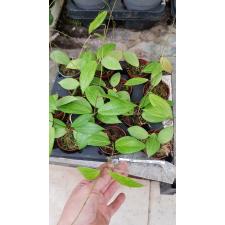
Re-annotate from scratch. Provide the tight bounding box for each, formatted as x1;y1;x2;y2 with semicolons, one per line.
58;78;80;90
101;56;122;70
151;72;162;87
88;11;107;34
115;136;145;154
91;77;106;87
66;59;81;70
72;114;93;128
96;43;116;60
108;50;123;61
58;97;92;114
50;50;70;65
80;60;97;93
75;122;104;135
53;118;66;128
142;93;173;123
49;9;53;25
146;134;160;157
49;126;55;156
109;172;143;188
109;72;121;87
97;114;121;124
77;167;101;180
73;131;89;149
98;98;135;116
125;78;148;86
139;94;150;109
80;50;96;61
160;57;173;73
142;61;162;75
85;85;105;108
123;51;139;67
128;126;149;140
49;94;58;113
56;96;78;107
55;127;67;138
87;132;110;146
117;91;130;101
157;127;174;144
49;113;53;127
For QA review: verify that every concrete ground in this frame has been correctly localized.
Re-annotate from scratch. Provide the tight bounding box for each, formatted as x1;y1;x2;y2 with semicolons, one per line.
49;164;175;225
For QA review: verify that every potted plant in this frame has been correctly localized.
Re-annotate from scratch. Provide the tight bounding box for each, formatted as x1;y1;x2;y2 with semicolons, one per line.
115;125;174;159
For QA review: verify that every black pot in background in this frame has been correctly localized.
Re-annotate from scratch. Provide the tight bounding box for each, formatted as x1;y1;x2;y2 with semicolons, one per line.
123;0;162;10
72;0;107;10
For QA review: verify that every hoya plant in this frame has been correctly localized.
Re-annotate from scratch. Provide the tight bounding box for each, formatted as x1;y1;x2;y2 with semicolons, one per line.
115;125;174;158
77;167;143;188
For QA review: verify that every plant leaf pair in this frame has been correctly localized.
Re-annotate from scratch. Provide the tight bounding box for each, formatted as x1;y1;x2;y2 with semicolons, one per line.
78;167;143;187
142;93;173;123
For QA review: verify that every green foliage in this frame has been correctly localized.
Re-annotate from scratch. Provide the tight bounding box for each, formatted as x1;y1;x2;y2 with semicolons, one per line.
157;126;174;144
115;136;145;154
125;78;148;86
56;96;79;107
96;43;116;60
49;94;58;113
97;114;121;124
50;50;70;65
49;126;55;156
109;72;121;87
109;172;143;188
98;96;135;116
87;132;110;146
55;127;67;138
88;11;107;34
73;122;104;135
101;56;122;70
91;77;106;87
85;85;105;108
58;78;80;90
146;133;160;157
66;58;81;70
77;167;101;180
49;9;53;25
73;131;89;149
71;114;93;128
127;126;149;140
123;51;139;67
58;97;92;114
108;50;123;61
80;60;97;93
142;93;173;123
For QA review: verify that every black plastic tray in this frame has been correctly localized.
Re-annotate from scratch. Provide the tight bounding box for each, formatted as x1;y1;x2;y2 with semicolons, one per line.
50;66;172;162
66;0;165;21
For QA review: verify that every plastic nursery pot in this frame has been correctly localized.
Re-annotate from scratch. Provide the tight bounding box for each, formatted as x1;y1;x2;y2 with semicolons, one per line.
123;0;161;11
126;59;149;78
56;128;79;153
121;107;146;127
146;129;173;160
58;64;80;78
96;70;114;80
72;0;107;10
143;81;170;100
100;125;126;156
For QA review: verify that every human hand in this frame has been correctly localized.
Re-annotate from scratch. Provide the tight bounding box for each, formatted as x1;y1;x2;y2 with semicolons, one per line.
57;162;128;225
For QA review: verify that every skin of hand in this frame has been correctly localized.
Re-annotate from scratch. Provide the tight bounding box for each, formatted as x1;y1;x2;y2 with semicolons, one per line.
57;162;128;225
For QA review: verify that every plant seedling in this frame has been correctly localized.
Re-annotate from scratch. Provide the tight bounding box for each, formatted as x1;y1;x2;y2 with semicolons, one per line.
115;125;174;157
77;167;143;188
